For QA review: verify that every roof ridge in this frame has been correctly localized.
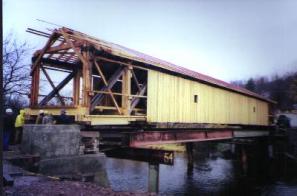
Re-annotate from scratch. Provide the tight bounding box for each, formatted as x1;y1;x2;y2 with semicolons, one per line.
60;27;274;103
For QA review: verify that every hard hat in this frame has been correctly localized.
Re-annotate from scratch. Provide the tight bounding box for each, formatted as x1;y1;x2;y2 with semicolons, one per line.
6;108;13;113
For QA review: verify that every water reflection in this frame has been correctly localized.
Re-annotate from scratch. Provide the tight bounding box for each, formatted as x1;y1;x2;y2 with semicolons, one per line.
104;142;297;196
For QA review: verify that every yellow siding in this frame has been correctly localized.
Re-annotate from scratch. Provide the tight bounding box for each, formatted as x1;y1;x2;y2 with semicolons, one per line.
147;70;269;125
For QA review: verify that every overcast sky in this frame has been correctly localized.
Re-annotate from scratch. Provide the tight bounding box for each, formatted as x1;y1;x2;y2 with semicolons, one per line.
3;0;297;82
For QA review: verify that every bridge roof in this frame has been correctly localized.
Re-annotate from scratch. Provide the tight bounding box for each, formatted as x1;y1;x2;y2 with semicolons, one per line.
51;27;275;103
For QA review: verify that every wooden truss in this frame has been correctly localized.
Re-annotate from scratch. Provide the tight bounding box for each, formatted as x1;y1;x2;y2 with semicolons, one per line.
28;27;147;118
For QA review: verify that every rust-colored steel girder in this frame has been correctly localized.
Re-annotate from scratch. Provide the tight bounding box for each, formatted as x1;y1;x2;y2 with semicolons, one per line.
128;129;234;147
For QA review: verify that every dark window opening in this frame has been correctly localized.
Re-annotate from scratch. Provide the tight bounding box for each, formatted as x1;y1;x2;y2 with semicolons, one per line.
253;106;256;112
194;95;198;103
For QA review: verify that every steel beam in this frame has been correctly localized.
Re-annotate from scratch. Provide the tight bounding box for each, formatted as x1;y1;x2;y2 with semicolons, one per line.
128;129;233;147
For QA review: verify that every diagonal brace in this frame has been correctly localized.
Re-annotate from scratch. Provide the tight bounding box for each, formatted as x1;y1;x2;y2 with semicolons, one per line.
90;66;125;111
40;66;65;105
130;84;147;114
39;69;77;106
94;61;121;114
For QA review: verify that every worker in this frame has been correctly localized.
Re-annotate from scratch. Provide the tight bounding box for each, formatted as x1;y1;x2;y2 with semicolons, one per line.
14;109;25;144
35;110;45;124
42;111;55;124
56;109;71;124
3;108;15;151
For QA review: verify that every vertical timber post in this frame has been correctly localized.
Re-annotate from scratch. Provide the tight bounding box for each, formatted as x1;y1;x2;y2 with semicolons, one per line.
30;62;40;106
121;65;132;115
73;69;81;106
82;43;92;113
148;163;159;193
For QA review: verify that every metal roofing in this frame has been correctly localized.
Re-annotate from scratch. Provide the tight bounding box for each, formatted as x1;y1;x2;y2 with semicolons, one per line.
60;27;274;103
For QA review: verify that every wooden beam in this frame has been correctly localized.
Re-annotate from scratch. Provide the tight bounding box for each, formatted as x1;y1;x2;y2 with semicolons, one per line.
30;63;40;106
94;61;108;84
60;28;88;65
39;70;76;106
131;69;141;92
94;61;121;114
73;69;81;106
30;32;59;75
47;40;66;59
92;90;147;98
96;56;148;71
40;66;65;105
122;66;132;115
90;66;125;111
44;42;81;54
81;43;92;109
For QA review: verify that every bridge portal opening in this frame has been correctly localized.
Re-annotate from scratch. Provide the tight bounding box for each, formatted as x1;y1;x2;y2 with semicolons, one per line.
27;27;148;125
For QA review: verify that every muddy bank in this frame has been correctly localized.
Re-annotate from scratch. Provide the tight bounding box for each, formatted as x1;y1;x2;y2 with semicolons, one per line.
4;175;156;196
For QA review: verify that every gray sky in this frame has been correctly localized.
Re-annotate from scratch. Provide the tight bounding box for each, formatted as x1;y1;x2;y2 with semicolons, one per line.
3;0;297;82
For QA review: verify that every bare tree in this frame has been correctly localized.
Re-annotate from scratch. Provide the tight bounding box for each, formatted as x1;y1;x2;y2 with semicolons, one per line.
3;34;31;101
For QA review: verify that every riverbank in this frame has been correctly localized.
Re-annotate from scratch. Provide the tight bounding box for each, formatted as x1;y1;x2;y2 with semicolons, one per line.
4;175;156;196
3;148;156;196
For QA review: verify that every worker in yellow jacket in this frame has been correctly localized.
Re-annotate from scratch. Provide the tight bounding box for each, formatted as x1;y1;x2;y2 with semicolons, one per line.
14;109;25;144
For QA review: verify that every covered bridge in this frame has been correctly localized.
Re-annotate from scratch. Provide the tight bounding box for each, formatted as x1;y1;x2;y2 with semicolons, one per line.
26;27;274;127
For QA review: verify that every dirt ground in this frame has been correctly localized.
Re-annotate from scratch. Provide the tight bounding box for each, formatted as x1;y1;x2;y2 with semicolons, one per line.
4;176;156;196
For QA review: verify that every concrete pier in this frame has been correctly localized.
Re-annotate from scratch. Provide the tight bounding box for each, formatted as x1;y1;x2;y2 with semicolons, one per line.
39;154;109;187
21;124;80;158
19;124;110;187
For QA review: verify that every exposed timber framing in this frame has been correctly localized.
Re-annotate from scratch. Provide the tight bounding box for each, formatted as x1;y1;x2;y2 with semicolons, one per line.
90;65;125;112
131;69;142;92
94;61;121;114
130;84;147;114
39;69;77;106
31;32;60;75
40;66;65;105
27;27;148;125
122;66;132;115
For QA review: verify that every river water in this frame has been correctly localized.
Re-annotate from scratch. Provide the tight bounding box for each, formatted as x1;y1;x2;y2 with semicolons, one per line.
104;142;297;196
